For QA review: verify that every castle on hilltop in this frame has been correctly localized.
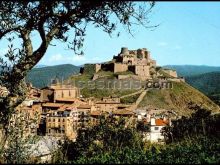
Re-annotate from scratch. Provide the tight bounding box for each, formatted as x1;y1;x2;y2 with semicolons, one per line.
81;47;179;81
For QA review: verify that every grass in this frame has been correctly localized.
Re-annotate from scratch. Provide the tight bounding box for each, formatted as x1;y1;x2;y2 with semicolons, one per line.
120;93;141;104
139;82;219;116
81;88;139;99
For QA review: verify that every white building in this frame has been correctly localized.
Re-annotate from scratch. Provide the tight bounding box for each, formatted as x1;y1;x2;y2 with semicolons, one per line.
144;117;169;142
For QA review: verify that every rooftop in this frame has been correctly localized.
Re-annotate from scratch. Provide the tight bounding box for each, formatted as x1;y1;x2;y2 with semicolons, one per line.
90;111;102;116
155;119;169;126
77;104;92;109
42;103;65;108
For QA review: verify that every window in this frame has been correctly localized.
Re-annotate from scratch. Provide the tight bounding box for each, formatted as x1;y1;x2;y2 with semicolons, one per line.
154;127;159;130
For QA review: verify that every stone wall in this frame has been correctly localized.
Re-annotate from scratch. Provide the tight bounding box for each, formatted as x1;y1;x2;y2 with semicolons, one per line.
163;69;178;78
117;75;131;80
95;64;102;73
41;88;54;102
135;65;150;77
54;88;79;101
114;63;128;73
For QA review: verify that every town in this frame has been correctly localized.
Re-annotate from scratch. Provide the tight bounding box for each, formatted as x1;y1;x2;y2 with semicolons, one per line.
0;48;185;146
1;2;220;164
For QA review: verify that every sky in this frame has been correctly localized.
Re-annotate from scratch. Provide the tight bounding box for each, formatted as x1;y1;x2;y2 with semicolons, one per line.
1;2;220;67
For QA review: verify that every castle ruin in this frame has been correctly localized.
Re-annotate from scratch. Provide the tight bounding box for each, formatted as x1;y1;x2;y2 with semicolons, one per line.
81;47;178;81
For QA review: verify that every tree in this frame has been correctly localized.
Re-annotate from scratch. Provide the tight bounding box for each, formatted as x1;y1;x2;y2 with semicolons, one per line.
57;116;144;163
0;1;156;147
162;105;220;143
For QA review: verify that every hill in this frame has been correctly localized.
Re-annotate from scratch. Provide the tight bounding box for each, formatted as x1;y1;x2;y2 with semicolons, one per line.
26;64;80;88
34;65;48;68
185;72;220;106
66;69;219;116
163;65;220;77
139;81;219;116
185;71;220;95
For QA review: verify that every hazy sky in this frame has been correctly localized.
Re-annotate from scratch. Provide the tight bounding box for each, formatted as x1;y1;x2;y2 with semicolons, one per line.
1;2;220;66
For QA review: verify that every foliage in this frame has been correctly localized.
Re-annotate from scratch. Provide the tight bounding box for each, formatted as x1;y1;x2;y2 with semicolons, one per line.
82;64;97;75
136;120;150;132
0;110;39;164
53;107;220;164
54;109;220;164
148;136;220;164
57;116;143;163
162;106;220;143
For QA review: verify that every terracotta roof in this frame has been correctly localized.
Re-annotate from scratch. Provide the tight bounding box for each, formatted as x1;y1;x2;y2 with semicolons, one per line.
155;119;169;126
96;102;120;104
77;104;92;109
42;103;64;108
117;104;129;108
55;98;77;102
90;111;102;116
58;104;77;111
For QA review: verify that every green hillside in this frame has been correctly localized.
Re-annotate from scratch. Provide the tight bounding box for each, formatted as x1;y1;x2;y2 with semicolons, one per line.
139;82;219;116
164;65;220;77
26;64;80;88
66;68;220;116
67;71;139;98
185;72;220;106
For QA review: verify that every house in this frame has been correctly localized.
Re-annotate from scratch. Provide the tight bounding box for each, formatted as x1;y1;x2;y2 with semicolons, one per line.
95;96;121;112
40;83;80;103
89;110;102;126
46;105;78;140
144;117;170;143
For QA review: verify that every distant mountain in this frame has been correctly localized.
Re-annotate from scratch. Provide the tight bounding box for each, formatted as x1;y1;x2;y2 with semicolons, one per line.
185;72;220;105
163;65;220;77
185;72;220;95
77;64;84;68
26;64;80;88
34;65;48;68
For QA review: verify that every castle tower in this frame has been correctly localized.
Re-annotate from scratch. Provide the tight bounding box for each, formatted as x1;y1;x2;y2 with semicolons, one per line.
137;49;144;59
121;47;129;55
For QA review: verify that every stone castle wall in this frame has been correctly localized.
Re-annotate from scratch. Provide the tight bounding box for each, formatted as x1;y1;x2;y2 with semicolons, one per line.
114;63;128;73
163;69;178;78
81;47;164;81
135;65;150;77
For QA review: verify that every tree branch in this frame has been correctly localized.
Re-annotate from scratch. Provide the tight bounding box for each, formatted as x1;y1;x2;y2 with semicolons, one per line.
20;30;33;57
0;27;21;40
